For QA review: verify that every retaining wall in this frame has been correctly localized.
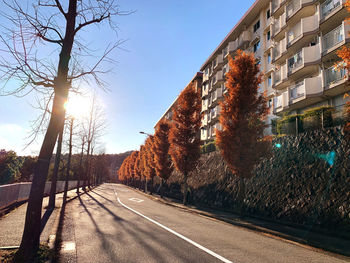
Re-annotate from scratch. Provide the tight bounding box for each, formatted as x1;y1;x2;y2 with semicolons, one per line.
0;181;78;209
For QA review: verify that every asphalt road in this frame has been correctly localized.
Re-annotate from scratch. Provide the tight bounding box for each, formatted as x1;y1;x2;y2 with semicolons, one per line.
59;184;349;263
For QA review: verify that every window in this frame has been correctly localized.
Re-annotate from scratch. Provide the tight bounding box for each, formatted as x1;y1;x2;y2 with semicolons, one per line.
253;20;260;32
268;52;271;64
254;40;260;52
267;9;271;19
267;30;271;41
267;75;272;87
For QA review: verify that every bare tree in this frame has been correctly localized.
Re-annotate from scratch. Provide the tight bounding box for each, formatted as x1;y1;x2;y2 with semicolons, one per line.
82;93;107;190
0;1;126;261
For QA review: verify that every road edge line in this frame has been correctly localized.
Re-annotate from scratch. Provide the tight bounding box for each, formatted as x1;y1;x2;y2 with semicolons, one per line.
113;188;233;263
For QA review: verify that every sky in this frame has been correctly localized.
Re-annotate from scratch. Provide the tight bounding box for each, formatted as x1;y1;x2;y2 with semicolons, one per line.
0;0;255;155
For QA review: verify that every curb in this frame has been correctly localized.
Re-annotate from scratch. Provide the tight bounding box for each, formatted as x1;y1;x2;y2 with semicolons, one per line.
123;185;350;259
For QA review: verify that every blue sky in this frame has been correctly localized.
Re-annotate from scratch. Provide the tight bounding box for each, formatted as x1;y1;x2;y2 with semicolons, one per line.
0;0;255;155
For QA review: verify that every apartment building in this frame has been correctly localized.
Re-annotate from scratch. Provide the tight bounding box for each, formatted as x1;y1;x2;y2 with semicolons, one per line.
200;0;349;144
154;72;203;128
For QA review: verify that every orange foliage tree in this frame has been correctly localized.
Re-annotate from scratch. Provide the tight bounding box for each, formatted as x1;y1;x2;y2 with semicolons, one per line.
153;120;173;197
134;150;142;189
336;0;350;134
143;135;156;194
169;83;201;205
216;51;270;216
127;151;138;187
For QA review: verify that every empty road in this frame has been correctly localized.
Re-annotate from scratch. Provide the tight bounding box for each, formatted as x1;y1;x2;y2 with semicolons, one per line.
59;184;349;263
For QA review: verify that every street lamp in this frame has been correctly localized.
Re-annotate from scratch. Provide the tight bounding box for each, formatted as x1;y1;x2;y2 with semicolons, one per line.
139;131;152;136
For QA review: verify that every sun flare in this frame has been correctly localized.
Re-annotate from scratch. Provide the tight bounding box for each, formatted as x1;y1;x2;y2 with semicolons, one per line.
64;94;91;119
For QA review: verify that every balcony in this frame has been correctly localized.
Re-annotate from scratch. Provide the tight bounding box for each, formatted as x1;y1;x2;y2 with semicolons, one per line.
286;0;315;22
273;13;286;40
322;22;350;58
200;128;207;141
286;14;319;49
201;99;208;112
273;63;289;89
288;75;323;109
224;41;238;58
201;83;209;98
237;30;252;48
272;0;286;16
273;91;289;113
214;54;224;69
321;0;343;20
323;67;348;96
287;44;321;78
213;70;224;87
273;38;287;63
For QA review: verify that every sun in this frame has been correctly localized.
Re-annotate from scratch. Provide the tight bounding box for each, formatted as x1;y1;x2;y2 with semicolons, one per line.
64;94;91;119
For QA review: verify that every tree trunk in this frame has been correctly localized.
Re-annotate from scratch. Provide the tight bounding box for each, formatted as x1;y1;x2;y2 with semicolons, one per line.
15;87;68;262
160;179;164;198
149;177;153;195
77;137;85;194
183;172;188;205
48;126;64;210
15;1;77;261
64;118;74;200
145;178;148;193
238;176;246;218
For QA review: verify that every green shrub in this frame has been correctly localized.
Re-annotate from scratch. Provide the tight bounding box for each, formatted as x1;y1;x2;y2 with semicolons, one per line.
301;106;334;130
276;114;301;135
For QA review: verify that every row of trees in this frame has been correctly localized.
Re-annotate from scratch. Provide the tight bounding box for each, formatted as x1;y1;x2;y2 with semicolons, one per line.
119;82;201;204
0;0;124;260
119;51;270;212
0;150;36;185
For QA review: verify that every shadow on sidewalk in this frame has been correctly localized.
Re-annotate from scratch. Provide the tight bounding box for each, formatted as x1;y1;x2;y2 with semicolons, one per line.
40;209;53;234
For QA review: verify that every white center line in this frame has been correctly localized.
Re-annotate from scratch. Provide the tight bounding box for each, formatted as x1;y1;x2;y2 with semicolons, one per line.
113;187;233;263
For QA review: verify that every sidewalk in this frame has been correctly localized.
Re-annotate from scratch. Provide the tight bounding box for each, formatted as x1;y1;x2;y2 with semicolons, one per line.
0;188;82;248
129;186;350;258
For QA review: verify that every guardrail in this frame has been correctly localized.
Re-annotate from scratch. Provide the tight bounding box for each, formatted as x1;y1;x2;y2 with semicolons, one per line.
0;181;78;210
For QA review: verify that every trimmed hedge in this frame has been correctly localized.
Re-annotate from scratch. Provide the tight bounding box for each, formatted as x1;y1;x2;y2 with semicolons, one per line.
276;106;336;135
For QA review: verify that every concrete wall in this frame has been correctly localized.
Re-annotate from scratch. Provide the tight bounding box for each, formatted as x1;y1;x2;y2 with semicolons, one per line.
0;181;78;210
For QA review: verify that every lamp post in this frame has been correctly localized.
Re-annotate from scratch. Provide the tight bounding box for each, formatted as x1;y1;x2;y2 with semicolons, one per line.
139;131;152;136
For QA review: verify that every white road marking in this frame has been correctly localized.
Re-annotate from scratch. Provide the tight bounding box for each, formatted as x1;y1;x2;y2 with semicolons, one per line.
113;187;233;263
61;241;76;251
129;198;144;203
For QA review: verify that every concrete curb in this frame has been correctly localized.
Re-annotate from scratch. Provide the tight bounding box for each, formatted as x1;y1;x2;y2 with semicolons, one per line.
123;185;350;259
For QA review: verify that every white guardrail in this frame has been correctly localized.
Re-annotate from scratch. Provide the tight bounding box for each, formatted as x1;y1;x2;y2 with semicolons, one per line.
0;181;78;210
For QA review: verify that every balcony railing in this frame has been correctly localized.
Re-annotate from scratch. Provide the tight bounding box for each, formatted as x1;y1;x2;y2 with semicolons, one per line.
273;19;281;34
288;50;303;73
321;0;341;19
274;95;283;108
286;0;301;19
290;81;305;99
322;24;344;51
272;0;280;13
274;69;281;84
324;67;346;86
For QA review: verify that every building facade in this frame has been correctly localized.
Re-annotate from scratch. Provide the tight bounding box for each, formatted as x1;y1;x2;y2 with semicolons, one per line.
200;0;349;144
154;72;203;128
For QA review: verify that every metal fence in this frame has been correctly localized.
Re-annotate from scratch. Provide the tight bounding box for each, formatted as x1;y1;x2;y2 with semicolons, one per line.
0;181;78;210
